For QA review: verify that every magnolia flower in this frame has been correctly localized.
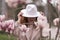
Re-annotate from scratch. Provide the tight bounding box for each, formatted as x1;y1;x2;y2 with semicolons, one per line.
37;14;48;28
5;29;9;32
5;0;18;8
19;25;29;32
10;30;13;34
37;14;47;22
50;0;58;6
8;25;12;29
5;20;14;29
42;28;50;37
5;0;26;8
0;22;3;31
53;18;59;26
2;20;14;33
5;20;14;25
2;22;7;28
0;19;14;34
42;0;47;6
58;0;60;11
0;22;2;27
0;15;5;22
37;14;50;37
0;22;2;31
18;25;29;37
8;24;14;30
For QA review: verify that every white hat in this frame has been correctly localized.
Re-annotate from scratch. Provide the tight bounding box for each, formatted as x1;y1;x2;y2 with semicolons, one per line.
21;4;40;17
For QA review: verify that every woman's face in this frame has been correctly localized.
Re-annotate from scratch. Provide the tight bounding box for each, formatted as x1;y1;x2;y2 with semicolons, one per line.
27;17;36;23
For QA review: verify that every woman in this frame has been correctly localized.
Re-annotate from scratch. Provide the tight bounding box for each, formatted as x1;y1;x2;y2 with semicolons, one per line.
14;4;49;40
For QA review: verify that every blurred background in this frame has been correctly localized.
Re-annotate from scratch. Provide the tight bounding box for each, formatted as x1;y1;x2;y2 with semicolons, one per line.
0;0;60;40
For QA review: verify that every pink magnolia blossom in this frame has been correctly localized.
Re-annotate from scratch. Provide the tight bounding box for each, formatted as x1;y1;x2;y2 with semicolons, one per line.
1;19;14;34
0;15;5;22
37;14;50;37
2;22;7;28
5;29;9;32
10;30;13;34
0;22;3;31
0;22;2;27
0;22;2;31
53;18;59;26
58;0;60;11
5;20;14;29
42;28;50;37
5;0;18;8
19;25;29;32
37;14;48;28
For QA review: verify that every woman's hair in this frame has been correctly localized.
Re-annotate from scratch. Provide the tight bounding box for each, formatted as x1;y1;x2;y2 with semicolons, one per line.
20;17;37;24
19;16;37;24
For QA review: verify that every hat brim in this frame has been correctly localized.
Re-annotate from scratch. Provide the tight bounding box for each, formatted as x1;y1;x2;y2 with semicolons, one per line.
22;9;40;17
